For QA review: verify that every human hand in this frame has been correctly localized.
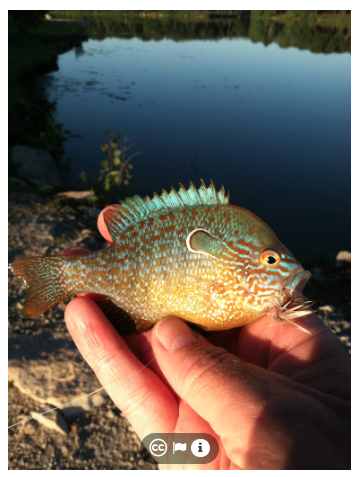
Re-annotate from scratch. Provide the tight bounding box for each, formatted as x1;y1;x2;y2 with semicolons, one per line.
64;207;351;470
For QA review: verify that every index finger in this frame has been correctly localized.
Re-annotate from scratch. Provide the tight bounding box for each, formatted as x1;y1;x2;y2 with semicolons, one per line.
65;297;179;440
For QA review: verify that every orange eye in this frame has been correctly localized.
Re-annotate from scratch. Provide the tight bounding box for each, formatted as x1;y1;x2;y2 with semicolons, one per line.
261;250;280;266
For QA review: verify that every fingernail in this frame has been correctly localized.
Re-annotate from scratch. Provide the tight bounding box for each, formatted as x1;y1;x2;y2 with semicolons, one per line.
156;317;199;351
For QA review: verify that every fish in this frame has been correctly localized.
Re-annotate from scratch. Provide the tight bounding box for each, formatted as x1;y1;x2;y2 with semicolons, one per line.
10;181;312;336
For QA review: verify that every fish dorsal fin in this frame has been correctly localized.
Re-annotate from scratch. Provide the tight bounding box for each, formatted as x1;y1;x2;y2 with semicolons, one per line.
103;181;229;242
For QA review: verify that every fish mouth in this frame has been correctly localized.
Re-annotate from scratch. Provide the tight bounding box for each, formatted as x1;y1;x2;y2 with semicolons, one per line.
291;269;312;294
280;266;312;297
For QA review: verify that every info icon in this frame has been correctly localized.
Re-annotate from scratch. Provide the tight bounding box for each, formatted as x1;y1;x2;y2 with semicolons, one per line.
191;439;210;457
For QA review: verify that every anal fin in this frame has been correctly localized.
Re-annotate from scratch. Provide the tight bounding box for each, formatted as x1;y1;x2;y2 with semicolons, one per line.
95;299;155;336
134;319;156;334
95;300;136;336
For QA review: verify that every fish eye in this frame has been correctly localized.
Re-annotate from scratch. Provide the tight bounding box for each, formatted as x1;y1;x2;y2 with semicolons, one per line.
261;250;280;266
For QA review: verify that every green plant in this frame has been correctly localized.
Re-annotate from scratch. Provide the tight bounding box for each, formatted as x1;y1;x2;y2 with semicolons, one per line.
86;191;99;206
99;130;140;192
79;170;90;189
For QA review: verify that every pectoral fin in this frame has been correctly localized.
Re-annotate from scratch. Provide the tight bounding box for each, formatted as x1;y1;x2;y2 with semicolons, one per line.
186;228;225;259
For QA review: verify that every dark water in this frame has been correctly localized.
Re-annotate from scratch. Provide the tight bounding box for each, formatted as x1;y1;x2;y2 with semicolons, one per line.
44;24;351;263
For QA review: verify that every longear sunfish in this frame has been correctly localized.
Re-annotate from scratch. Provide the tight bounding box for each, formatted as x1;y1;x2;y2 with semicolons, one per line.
10;182;312;335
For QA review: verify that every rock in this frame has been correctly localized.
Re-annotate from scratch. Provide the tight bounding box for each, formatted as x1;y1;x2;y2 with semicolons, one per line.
11;146;62;191
8;331;108;418
25;221;56;242
106;409;115;419
31;408;69;435
55;190;94;200
336;250;351;266
318;305;334;313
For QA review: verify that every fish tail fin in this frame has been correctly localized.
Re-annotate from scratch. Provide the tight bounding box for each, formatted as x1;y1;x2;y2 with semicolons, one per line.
10;256;72;318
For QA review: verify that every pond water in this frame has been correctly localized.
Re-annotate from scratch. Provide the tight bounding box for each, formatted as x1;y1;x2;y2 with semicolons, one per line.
44;25;351;262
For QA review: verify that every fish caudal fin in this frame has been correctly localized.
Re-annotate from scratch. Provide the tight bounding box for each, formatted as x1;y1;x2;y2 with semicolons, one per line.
10;256;71;318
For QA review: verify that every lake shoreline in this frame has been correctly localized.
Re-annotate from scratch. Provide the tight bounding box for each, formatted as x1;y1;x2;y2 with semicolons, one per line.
8;17;88;175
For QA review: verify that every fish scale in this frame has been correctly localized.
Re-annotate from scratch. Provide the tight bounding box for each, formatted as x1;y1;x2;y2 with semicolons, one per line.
10;181;312;335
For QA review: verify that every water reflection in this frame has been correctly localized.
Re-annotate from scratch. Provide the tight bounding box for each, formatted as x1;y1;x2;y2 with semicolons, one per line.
43;16;350;262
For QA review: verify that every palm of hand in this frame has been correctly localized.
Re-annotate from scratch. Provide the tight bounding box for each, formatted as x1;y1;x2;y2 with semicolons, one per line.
118;311;350;470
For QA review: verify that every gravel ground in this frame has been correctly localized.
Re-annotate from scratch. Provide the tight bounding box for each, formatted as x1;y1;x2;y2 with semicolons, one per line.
8;191;157;470
8;191;350;469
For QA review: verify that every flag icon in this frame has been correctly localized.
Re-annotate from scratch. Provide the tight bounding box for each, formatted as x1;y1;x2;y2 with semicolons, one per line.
173;442;187;453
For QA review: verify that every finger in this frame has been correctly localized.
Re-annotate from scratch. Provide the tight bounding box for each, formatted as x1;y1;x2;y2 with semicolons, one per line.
97;206;114;244
168;400;224;470
152;317;330;469
65;297;178;439
62;248;160;372
207;328;240;356
238;311;350;399
124;331;169;386
63;246;91;256
239;308;325;366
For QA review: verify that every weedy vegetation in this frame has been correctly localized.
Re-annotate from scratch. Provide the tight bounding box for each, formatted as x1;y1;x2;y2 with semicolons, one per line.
79;130;142;204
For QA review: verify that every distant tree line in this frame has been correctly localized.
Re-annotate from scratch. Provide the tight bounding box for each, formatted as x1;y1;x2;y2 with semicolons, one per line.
9;10;350;54
49;10;350;54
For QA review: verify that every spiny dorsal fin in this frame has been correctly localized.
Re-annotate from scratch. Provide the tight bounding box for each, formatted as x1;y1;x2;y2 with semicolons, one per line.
103;181;229;242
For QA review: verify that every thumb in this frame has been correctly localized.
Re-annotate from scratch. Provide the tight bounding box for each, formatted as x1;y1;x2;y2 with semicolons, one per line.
151;317;317;467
